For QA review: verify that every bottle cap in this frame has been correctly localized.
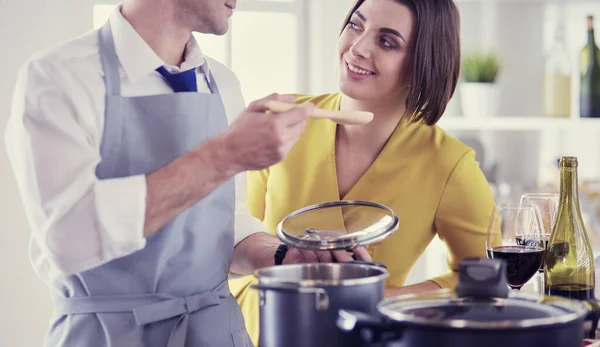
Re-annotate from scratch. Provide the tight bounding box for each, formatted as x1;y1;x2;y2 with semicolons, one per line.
560;156;578;168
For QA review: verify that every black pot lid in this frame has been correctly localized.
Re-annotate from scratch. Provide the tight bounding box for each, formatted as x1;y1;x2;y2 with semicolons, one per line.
377;290;590;329
275;200;399;251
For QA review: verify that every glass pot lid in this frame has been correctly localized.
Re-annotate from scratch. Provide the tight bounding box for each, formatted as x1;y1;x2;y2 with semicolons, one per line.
275;200;399;251
376;289;590;330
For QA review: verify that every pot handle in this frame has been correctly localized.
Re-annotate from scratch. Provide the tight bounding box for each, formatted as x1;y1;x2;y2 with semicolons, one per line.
251;283;329;311
455;258;509;299
584;301;600;339
337;309;403;344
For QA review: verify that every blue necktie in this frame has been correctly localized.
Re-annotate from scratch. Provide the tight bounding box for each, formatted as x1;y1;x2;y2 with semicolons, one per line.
156;66;198;92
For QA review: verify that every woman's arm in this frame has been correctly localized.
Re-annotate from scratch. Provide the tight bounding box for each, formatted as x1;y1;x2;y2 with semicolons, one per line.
384;149;494;296
429;149;495;289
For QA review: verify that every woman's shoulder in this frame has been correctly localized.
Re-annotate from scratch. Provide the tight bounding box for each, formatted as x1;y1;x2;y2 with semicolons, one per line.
433;125;473;157
287;92;342;110
405;121;477;171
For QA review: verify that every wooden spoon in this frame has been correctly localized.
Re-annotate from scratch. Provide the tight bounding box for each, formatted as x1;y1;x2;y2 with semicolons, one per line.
266;100;374;125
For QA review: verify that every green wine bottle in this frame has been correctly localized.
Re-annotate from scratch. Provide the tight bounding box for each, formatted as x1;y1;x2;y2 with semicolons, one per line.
581;16;600;78
545;157;595;300
580;15;600;118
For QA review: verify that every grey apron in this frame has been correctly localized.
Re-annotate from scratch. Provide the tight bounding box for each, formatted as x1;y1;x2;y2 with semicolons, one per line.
44;22;253;347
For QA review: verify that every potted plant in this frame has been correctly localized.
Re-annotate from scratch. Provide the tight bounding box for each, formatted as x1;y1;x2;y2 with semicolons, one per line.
460;51;502;118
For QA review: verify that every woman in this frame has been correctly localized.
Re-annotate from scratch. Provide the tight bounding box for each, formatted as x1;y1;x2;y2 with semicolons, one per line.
230;0;495;344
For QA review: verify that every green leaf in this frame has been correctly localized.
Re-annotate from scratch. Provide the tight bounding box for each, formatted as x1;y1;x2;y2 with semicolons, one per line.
462;51;502;83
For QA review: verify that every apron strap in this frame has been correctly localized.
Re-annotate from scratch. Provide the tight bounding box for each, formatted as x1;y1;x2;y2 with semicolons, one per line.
98;22;122;96
52;280;230;347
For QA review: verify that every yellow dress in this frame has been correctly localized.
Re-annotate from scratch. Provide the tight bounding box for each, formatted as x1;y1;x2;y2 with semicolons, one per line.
229;92;495;346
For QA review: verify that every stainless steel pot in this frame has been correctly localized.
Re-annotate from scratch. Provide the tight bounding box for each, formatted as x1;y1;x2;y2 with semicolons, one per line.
252;262;388;347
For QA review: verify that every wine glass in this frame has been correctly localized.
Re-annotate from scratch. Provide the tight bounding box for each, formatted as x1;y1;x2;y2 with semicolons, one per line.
486;203;545;291
519;193;559;294
519;193;559;271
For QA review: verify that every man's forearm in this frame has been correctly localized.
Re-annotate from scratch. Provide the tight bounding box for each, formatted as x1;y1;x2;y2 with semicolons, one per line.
143;134;238;237
230;232;280;275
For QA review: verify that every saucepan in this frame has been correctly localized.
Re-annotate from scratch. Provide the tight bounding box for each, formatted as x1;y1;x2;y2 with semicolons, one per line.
252;200;400;347
337;258;600;347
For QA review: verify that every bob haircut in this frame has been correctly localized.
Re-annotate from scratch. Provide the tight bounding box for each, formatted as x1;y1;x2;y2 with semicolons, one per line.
341;0;461;125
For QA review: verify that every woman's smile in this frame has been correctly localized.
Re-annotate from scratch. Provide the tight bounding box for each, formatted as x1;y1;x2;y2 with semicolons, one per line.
345;60;377;81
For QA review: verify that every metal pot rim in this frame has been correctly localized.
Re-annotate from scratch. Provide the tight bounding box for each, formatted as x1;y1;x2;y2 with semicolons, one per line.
376;290;588;330
255;263;389;287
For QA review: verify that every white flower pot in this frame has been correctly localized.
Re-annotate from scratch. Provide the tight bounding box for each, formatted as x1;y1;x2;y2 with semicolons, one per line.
460;82;501;118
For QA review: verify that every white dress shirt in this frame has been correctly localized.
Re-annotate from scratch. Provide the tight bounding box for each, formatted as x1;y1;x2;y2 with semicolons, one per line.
4;7;266;282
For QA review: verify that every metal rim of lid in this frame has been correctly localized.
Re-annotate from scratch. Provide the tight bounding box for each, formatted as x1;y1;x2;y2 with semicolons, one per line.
376;290;587;330
275;200;400;251
255;263;390;287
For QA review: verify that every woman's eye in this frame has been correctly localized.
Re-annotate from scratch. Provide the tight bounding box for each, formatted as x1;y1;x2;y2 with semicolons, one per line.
381;38;398;49
348;21;361;31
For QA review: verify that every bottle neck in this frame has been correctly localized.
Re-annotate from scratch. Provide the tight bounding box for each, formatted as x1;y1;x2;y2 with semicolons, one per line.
590;29;597;63
559;166;581;211
553;29;567;50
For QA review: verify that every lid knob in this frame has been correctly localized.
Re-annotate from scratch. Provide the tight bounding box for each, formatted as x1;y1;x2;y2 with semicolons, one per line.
455;258;509;299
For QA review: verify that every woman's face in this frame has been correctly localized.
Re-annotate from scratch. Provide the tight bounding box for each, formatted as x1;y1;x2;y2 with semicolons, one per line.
337;0;415;103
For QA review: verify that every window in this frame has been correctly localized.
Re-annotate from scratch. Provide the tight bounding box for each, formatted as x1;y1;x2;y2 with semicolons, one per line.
93;1;307;103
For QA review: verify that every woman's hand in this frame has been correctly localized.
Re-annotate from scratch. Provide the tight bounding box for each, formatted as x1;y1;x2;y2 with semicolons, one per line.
282;246;372;264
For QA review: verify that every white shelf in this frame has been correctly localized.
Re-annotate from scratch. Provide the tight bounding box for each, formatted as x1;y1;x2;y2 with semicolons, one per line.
437;116;600;131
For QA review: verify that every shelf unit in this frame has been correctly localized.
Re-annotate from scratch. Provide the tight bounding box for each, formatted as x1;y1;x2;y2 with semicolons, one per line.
437;116;600;131
437;0;600;181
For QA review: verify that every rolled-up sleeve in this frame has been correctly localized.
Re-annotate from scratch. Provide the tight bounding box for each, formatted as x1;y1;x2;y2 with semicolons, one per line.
221;68;268;245
429;150;495;289
233;171;267;245
5;60;147;276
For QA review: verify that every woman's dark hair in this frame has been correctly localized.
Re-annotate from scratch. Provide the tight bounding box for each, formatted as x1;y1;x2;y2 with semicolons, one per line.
341;0;461;125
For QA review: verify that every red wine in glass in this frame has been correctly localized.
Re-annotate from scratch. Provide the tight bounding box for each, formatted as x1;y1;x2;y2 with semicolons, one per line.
516;234;550;272
486;245;545;290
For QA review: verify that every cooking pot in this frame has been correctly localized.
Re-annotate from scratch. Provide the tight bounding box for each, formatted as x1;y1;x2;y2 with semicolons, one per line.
253;262;388;347
252;200;400;347
337;258;600;347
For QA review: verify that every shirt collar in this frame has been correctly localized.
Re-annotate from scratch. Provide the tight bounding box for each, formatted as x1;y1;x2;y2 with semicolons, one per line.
108;5;211;84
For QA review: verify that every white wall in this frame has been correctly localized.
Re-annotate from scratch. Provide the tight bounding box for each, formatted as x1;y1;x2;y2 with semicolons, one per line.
0;0;102;345
306;0;355;94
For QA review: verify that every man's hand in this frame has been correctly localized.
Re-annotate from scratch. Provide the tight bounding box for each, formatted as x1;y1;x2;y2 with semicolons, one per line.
144;94;310;239
282;246;372;264
221;93;313;173
230;233;373;276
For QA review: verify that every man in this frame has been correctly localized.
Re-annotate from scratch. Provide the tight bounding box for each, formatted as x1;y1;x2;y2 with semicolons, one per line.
5;0;315;346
